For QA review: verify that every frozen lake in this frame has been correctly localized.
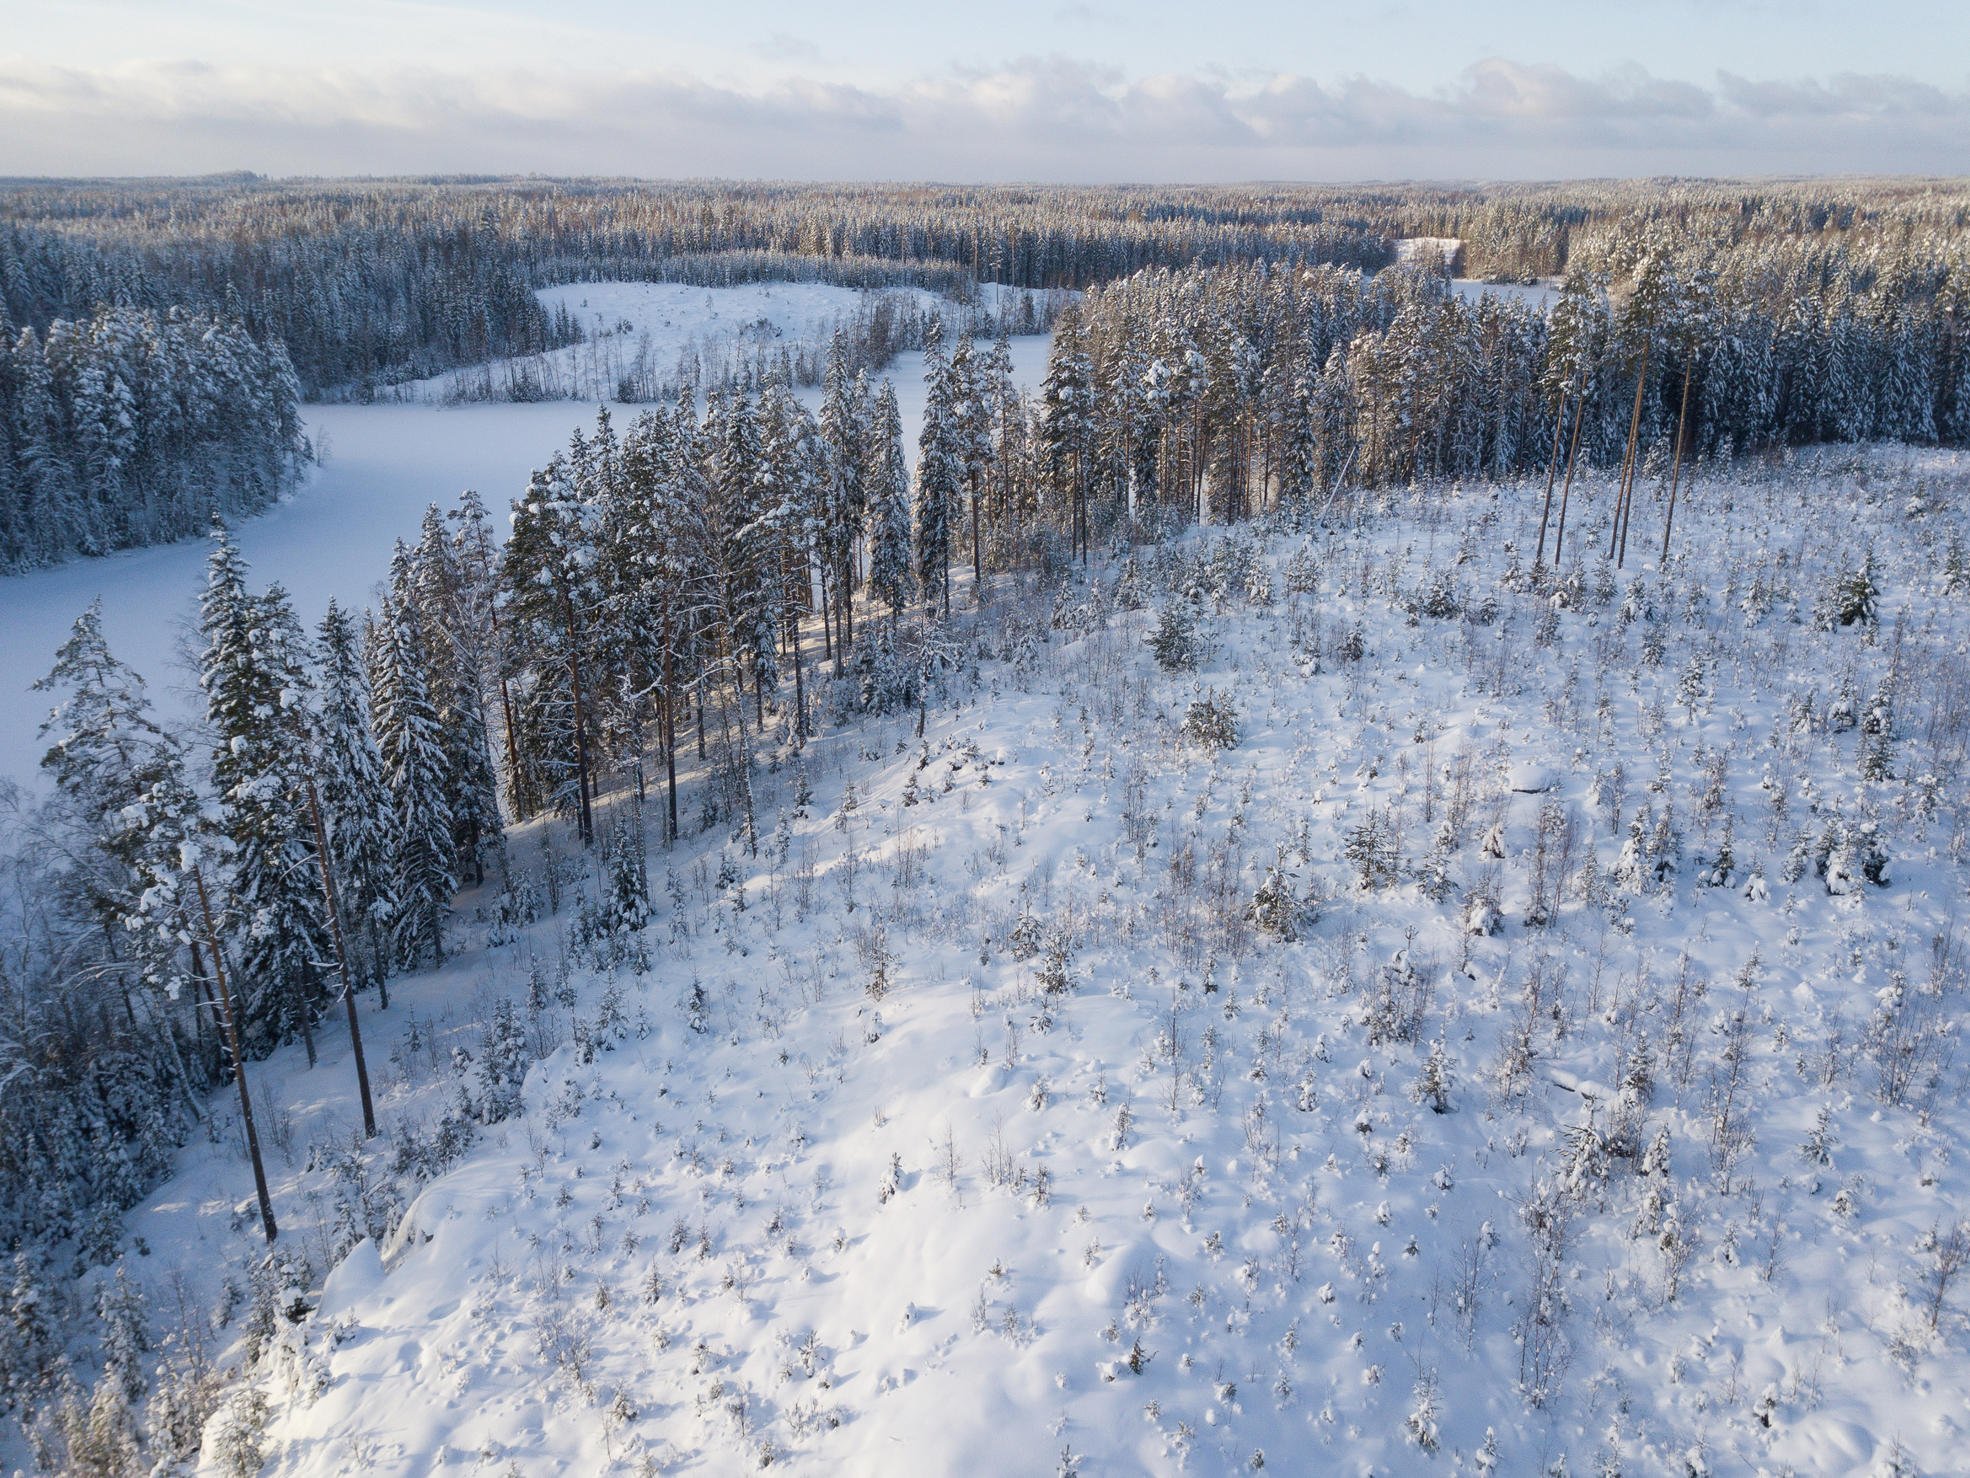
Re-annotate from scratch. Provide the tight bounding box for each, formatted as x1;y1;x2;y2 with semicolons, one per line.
0;327;1053;786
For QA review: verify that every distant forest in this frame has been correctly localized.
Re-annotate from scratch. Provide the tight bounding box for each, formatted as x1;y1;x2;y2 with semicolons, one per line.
0;176;1967;569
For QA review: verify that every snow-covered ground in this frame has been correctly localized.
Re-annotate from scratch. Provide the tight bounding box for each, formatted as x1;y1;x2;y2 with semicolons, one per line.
405;282;939;404
1395;236;1557;313
0;321;1053;788
401;280;1062;405
77;443;1970;1475
1451;277;1557;313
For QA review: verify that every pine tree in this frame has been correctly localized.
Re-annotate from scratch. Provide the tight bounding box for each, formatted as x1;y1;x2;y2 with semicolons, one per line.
949;335;996;600
817;337;868;658
198;527;330;1059
412;504;503;885
315;600;396;993
864;379;915;620
1038;309;1096;561
914;325;961;616
500;449;602;842
371;592;454;970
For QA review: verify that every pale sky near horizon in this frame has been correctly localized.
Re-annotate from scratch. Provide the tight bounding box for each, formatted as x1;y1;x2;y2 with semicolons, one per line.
1;0;1966;181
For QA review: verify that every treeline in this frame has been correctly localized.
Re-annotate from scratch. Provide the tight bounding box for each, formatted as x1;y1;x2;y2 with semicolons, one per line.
0;306;310;571
1;211;563;396
7;176;1968;403
1037;246;1970;540
0;178;1394;397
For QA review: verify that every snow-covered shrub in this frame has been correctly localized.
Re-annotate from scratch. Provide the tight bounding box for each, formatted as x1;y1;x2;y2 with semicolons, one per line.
1817;815;1890;893
1412;1039;1454;1113
207;1387;270;1478
1181;692;1239;751
1333;621;1366;664
1818;550;1880;629
476;998;532;1124
1612;803;1681;893
1149;602;1202;671
1407;566;1460;622
1244;866;1305;941
1343;808;1401;891
1365;950;1431;1045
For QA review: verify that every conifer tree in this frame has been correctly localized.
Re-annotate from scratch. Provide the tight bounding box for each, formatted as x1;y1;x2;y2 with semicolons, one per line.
371;592;454;970
412;504;504;885
865;380;915;621
198;526;330;1059
500;450;602;843
914;325;961;616
315;600;397;993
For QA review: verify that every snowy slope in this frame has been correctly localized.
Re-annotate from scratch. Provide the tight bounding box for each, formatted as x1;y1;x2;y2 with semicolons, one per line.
90;445;1970;1475
0;321;1052;788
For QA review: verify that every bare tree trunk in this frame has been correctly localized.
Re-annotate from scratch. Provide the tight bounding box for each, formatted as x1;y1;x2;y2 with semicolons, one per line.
303;771;377;1139
1553;385;1589;566
787;604;807;742
193;864;276;1245
660;679;679;845
1661;352;1695;565
1612;345;1648;567
970;473;985;605
1535;377;1574;567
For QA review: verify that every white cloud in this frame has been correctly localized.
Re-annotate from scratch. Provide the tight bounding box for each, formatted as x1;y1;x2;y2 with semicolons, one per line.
0;53;1963;180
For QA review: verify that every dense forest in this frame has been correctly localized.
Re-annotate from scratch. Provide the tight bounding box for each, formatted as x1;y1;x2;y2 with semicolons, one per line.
0;307;309;570
2;176;1967;569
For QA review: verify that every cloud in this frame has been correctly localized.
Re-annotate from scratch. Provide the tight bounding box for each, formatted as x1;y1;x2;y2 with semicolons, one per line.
0;53;1963;180
751;32;824;65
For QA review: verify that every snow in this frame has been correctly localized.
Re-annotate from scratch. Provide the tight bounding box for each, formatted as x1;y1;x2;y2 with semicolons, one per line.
1393;236;1557;313
0;297;1053;787
407;281;941;404
72;443;1970;1475
1396;237;1464;271
402;280;1062;405
1451;277;1558;314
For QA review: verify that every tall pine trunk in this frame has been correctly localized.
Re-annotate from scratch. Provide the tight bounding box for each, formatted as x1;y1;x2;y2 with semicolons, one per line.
303;769;376;1139
1661;352;1695;564
194;864;277;1245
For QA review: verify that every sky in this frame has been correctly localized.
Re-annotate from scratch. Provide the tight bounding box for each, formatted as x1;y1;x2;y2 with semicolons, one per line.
0;0;1966;181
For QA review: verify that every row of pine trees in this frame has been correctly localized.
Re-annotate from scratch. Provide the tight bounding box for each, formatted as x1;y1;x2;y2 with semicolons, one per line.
1035;248;1970;534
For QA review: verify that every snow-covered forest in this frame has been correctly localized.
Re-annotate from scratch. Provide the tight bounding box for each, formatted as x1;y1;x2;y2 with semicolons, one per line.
1;174;1969;1474
0;309;309;570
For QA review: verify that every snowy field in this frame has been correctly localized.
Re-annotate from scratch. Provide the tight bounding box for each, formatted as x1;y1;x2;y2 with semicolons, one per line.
402;281;1061;405
1396;236;1557;313
405;282;939;404
77;443;1970;1475
0;317;1053;787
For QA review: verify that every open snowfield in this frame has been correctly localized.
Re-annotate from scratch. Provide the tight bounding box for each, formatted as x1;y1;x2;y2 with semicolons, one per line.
406;282;942;404
0;315;1053;788
76;443;1970;1475
402;281;1061;405
1396;236;1557;312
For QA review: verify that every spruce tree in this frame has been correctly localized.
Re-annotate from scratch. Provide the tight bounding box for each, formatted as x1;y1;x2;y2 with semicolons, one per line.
413;505;504;885
864;380;915;620
371;593;454;970
315;600;397;993
914;325;961;616
198;527;331;1059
